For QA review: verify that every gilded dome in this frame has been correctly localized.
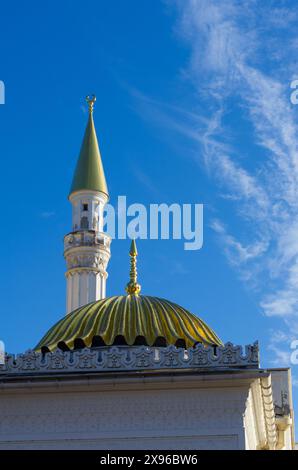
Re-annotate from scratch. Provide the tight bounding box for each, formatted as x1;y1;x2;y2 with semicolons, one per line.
36;241;222;352
35;294;222;352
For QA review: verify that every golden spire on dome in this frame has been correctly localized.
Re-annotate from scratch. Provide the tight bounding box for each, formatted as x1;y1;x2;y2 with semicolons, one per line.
126;239;141;295
86;94;96;114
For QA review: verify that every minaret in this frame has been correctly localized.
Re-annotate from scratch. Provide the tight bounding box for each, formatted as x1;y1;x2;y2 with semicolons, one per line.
64;95;111;314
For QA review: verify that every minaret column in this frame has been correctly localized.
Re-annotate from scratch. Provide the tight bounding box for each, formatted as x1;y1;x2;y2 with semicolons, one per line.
64;191;111;313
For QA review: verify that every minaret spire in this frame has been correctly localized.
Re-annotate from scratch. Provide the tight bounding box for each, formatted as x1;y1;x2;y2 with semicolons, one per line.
69;94;108;197
126;239;141;295
64;96;111;314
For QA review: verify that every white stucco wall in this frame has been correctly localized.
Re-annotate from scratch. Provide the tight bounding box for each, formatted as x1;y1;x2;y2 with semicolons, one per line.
0;373;257;450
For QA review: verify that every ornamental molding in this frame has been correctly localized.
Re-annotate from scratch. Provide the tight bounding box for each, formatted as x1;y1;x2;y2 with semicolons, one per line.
0;342;259;376
65;268;108;278
260;375;277;450
64;231;111;252
65;252;109;271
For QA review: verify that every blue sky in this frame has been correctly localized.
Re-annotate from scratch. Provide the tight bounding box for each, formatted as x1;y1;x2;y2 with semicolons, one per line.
0;0;297;425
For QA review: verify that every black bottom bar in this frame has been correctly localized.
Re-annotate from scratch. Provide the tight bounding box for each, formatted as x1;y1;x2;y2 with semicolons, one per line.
0;450;297;465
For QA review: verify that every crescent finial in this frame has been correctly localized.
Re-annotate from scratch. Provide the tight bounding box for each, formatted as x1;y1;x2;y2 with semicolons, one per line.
86;94;96;114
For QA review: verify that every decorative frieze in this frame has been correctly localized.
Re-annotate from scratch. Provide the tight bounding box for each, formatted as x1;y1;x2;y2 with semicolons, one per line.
65;253;108;271
64;231;111;252
0;342;259;376
64;229;111;312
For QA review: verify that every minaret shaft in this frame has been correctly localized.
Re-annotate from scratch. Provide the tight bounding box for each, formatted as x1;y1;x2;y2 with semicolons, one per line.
64;190;111;313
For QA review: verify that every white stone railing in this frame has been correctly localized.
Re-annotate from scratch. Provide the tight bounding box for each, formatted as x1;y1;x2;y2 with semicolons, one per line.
0;342;259;375
64;230;111;252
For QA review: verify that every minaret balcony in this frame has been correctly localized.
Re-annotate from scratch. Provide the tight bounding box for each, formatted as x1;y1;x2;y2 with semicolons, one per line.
64;230;111;253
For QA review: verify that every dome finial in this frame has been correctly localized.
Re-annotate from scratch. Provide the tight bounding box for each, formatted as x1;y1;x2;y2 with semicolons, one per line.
86;94;96;114
126;239;141;295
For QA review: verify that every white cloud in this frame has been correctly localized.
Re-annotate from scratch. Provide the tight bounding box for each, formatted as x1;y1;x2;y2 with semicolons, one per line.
269;329;294;345
173;0;298;314
128;1;298;365
268;344;292;367
267;328;297;367
261;259;298;317
169;0;298;364
210;218;268;269
214;154;269;213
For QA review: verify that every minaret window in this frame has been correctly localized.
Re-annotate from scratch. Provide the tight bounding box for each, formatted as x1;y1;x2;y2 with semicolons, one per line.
82;203;88;211
80;216;89;229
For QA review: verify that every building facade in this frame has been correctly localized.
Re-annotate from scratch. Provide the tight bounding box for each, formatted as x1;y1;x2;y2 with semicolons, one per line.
0;97;295;450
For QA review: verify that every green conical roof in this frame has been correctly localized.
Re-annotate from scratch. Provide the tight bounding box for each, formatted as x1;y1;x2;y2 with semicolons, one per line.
69;107;109;197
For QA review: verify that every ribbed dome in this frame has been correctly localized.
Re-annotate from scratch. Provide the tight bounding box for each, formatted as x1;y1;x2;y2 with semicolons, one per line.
35;295;222;352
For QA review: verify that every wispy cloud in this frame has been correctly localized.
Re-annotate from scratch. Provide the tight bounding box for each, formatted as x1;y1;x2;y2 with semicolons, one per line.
268;344;292;367
119;0;298;366
126;1;298;363
267;329;296;367
211;219;268;269
174;0;298;356
170;0;298;363
261;260;298;317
